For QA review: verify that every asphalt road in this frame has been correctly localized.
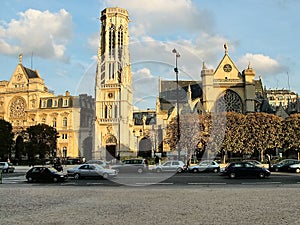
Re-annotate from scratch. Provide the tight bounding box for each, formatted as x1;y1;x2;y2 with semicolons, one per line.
2;168;300;187
2;168;300;225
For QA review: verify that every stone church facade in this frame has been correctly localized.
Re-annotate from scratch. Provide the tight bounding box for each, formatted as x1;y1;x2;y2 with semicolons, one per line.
0;54;94;160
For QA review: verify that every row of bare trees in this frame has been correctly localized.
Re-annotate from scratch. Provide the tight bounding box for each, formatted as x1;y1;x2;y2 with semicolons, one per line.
165;112;300;162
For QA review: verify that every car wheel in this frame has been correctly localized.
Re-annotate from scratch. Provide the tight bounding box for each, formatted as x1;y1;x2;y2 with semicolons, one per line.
3;169;8;173
258;172;265;178
53;177;58;182
213;168;218;173
27;177;33;183
156;168;162;173
296;168;300;173
192;168;198;173
103;173;109;179
177;168;183;173
229;172;236;179
275;168;279;172
74;173;80;180
137;168;143;174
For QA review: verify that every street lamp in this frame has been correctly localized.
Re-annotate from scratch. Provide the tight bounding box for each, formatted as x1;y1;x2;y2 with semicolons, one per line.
172;48;181;159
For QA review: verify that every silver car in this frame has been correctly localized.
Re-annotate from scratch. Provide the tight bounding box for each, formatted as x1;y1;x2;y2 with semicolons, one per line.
0;162;15;173
188;160;220;173
67;164;117;179
152;160;186;173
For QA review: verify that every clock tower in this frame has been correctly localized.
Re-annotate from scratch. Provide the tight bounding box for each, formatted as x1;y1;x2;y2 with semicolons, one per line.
94;7;133;160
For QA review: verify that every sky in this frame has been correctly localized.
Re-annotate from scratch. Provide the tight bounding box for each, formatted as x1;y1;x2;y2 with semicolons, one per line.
0;0;299;109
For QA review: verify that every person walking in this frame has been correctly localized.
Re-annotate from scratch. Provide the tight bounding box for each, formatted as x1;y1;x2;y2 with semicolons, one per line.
154;154;160;166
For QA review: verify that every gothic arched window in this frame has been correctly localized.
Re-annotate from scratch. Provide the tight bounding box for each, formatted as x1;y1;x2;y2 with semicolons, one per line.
109;25;115;58
216;90;243;113
118;26;123;59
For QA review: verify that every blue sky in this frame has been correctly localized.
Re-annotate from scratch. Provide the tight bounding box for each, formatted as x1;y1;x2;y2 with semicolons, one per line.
0;0;299;109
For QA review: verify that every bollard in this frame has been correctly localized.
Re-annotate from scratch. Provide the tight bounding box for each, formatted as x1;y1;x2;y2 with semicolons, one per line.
0;170;2;184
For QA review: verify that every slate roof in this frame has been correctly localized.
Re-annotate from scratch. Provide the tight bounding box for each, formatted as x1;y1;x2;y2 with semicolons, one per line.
23;66;39;78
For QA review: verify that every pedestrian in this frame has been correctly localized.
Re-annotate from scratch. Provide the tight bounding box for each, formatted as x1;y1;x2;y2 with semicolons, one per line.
266;154;271;169
154;154;160;166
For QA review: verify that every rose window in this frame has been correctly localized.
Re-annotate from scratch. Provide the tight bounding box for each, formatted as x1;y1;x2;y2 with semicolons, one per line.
216;90;242;113
9;97;26;119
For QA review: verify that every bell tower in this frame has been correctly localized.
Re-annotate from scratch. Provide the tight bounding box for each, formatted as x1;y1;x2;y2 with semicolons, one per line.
94;7;133;160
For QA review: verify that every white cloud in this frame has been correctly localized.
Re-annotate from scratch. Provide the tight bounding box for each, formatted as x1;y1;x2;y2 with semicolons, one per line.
0;8;73;61
132;67;158;109
103;0;214;37
237;53;286;76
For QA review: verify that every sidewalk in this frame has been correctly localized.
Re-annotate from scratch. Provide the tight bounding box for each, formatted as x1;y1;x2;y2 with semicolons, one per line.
14;164;75;173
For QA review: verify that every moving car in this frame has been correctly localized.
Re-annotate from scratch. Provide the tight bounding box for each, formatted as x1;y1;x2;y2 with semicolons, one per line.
85;160;108;168
0;162;15;173
188;160;220;173
243;160;264;167
67;164;117;179
221;161;270;178
270;159;299;172
152;160;186;173
288;163;300;173
25;166;66;182
111;158;148;173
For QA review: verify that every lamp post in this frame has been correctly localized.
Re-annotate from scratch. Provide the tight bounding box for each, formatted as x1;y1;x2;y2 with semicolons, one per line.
172;48;181;160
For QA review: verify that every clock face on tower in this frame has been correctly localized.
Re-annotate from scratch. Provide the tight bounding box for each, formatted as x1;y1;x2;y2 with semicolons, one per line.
108;92;113;98
223;64;232;72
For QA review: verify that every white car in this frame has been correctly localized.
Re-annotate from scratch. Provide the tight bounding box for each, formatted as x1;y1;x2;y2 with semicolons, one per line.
188;160;220;173
67;164;117;179
289;163;300;173
152;160;186;173
0;162;15;173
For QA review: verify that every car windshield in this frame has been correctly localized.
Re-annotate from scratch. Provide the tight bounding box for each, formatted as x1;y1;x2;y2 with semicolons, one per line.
48;167;58;173
94;165;104;170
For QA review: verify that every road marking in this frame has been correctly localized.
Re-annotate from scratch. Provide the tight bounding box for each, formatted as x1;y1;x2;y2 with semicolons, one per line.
241;182;282;185
135;182;173;185
188;183;226;185
86;183;104;185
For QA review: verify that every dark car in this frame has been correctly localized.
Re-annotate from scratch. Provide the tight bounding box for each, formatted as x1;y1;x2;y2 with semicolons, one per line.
25;166;66;183
222;161;270;179
111;158;148;173
270;159;299;172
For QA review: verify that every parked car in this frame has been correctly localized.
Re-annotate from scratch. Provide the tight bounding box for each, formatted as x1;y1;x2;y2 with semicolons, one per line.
288;163;300;173
67;164;117;179
221;161;270;178
25;166;66;183
111;158;148;173
152;160;186;173
270;159;299;172
0;162;15;173
85;160;108;168
188;160;220;173
243;160;264;167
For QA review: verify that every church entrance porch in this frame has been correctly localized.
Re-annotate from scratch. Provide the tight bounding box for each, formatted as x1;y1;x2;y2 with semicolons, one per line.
137;137;152;158
106;145;116;161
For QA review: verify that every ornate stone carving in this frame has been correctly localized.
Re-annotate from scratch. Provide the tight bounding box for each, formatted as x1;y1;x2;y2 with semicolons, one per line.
216;90;243;113
9;97;26;119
